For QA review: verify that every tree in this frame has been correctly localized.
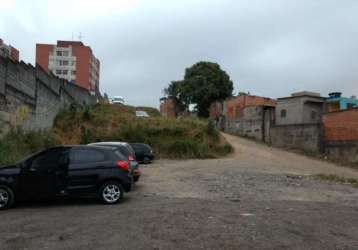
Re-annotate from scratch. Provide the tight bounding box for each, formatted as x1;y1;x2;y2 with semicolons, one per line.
164;62;233;117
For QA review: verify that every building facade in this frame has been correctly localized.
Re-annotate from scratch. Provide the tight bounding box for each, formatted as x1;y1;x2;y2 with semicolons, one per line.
326;92;358;112
275;91;325;125
36;41;100;92
0;38;19;61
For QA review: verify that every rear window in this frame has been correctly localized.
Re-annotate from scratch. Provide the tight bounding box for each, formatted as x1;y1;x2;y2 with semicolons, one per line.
70;149;106;164
117;146;130;157
113;150;127;161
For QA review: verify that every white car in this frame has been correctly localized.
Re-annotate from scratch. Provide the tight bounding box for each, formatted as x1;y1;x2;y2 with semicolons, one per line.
111;96;125;105
135;111;149;117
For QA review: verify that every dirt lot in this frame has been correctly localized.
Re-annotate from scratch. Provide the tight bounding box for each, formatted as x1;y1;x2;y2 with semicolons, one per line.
1;133;358;250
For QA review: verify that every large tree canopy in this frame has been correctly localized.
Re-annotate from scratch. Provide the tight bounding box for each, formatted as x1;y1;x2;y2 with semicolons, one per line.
165;61;233;117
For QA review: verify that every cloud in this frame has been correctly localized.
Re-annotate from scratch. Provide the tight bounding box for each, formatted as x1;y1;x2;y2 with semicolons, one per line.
1;0;357;107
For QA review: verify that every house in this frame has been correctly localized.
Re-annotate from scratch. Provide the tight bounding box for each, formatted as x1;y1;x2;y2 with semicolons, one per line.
326;92;358;112
275;91;325;126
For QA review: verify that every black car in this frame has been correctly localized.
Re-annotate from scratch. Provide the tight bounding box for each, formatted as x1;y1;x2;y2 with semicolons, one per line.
89;142;141;182
130;143;154;164
0;145;133;210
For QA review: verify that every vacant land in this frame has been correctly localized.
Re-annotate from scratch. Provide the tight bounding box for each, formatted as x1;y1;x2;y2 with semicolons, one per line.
1;133;357;250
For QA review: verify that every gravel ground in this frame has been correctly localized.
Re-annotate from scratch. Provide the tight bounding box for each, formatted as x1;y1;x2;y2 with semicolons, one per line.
0;133;357;250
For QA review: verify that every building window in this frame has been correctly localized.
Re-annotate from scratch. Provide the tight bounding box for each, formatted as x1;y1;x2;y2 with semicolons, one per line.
62;60;69;66
56;70;61;74
62;70;68;75
280;109;287;118
62;51;69;56
71;70;76;75
311;111;317;120
71;61;75;66
56;51;62;56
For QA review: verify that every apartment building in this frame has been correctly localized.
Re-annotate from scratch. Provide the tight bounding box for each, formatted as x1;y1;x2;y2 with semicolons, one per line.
36;40;100;91
0;38;19;61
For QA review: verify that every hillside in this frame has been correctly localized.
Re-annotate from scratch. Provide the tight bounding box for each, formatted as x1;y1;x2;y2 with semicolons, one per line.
0;104;232;164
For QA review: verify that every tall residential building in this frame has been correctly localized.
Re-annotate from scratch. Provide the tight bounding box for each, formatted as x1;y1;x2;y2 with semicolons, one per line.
36;40;100;91
0;38;19;61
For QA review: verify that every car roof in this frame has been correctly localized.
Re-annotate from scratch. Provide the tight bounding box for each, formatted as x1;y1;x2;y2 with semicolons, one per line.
59;145;118;151
89;142;130;146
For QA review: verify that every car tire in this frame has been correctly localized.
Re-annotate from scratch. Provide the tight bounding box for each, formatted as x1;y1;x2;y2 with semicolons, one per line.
133;176;140;182
99;181;124;205
143;156;151;164
0;185;15;210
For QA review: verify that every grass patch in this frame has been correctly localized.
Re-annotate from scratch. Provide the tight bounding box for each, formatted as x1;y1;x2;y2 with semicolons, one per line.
0;104;232;164
314;174;358;188
0;129;59;165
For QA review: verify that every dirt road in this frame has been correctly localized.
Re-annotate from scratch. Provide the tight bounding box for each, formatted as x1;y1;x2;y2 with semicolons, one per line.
1;133;357;250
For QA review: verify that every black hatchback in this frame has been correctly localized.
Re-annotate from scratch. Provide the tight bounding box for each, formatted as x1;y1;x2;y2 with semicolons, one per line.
0;145;133;210
130;143;154;164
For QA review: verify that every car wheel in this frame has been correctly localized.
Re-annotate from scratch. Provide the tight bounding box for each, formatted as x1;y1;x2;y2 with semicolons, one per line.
143;156;151;164
0;185;15;210
99;181;123;205
133;176;140;182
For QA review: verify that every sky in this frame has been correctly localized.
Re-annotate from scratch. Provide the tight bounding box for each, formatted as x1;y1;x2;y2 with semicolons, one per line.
0;0;357;108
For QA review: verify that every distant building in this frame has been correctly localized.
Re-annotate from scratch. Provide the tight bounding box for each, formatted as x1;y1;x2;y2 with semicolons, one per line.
160;97;178;118
36;40;100;92
210;94;276;120
0;38;19;61
275;91;325;125
326;92;358;112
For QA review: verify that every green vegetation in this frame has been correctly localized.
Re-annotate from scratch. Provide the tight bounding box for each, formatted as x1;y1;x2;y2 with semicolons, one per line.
314;174;358;188
0;103;232;165
164;61;233;117
0;130;59;165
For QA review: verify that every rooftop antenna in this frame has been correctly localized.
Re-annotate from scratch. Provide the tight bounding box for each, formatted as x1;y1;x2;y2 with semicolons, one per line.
71;32;74;41
78;32;82;41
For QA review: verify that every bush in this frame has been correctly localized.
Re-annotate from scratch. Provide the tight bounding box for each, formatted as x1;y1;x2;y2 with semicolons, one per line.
0;129;59;165
0;104;233;163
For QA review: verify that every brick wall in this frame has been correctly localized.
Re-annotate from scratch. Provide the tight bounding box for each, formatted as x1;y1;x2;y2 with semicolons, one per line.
323;108;358;141
214;95;276;120
160;97;177;118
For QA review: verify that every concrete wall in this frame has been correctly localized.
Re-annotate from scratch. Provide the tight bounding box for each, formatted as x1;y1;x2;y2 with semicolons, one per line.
0;56;95;136
270;124;323;153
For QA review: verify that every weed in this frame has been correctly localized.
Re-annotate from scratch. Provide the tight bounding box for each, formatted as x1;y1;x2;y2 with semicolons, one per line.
314;174;358;188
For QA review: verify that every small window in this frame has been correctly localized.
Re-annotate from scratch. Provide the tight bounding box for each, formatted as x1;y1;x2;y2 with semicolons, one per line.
62;51;69;56
56;69;61;74
56;51;62;56
62;70;68;75
71;70;76;75
311;111;317;120
62;60;69;66
280;109;287;118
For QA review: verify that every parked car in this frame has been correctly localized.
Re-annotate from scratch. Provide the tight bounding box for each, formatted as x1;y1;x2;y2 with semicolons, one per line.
0;145;133;210
89;142;141;182
111;96;125;105
130;143;154;164
135;110;150;118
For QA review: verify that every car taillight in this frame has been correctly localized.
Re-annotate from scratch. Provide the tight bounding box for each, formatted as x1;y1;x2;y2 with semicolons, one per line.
128;155;134;161
116;160;129;171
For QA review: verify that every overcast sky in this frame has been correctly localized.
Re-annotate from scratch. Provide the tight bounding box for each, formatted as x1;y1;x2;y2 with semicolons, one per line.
1;0;357;108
